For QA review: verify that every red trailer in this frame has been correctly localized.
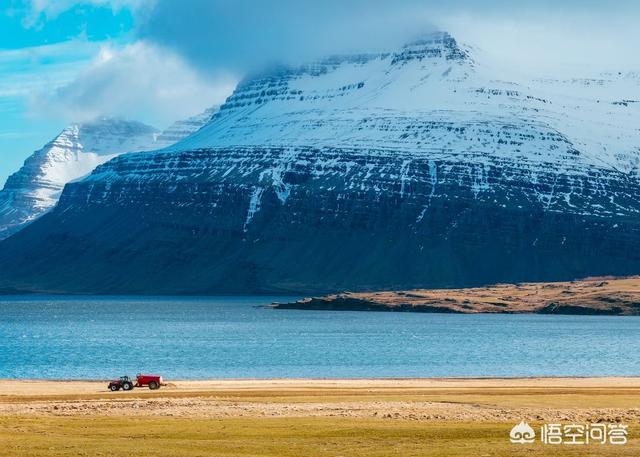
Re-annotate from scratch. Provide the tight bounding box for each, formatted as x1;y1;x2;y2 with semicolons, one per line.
135;373;163;390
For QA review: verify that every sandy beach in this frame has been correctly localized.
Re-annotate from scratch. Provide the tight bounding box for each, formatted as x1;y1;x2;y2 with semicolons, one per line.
0;378;640;422
2;377;640;421
1;377;639;456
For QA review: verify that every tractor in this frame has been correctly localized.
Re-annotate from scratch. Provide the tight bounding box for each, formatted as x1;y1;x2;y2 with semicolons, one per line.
108;376;134;391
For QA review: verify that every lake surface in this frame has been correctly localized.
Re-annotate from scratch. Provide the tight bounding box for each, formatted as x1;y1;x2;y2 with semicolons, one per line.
0;296;638;379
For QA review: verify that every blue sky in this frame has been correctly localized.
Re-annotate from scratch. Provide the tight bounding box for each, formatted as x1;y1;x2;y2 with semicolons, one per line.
0;1;234;185
0;1;136;182
1;0;639;185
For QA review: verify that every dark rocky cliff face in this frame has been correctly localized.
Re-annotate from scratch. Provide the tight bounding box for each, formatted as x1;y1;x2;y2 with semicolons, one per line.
1;145;639;294
0;32;638;294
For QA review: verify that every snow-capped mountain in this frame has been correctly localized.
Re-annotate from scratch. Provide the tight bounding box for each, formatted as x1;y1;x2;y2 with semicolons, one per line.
0;108;217;240
0;32;639;294
0;119;160;239
155;107;218;145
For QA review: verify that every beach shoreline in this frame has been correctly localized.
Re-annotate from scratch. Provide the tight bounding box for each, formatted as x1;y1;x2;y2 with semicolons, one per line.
273;276;640;315
2;377;640;415
3;376;640;394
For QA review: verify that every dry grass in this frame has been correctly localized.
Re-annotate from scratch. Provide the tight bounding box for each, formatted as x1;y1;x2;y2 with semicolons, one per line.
280;276;640;314
0;416;638;457
1;379;639;456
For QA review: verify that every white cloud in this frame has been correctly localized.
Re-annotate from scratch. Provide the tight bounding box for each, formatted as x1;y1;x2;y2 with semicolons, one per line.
138;0;640;75
437;9;640;75
138;0;438;73
29;41;236;127
0;40;100;97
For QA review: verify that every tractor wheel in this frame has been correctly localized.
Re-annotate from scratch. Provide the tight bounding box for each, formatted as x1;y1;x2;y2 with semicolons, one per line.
122;381;133;391
109;384;119;391
148;381;159;390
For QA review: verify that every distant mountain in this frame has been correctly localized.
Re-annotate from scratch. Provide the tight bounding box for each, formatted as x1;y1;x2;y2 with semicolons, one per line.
0;108;217;240
0;32;639;294
155;107;218;145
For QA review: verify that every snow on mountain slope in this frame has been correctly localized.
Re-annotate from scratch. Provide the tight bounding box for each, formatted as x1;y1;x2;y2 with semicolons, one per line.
96;32;639;222
1;32;639;294
169;32;638;175
0;109;217;240
155;106;218;145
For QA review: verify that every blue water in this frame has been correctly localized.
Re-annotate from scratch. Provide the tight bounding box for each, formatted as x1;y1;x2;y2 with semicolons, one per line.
0;295;638;379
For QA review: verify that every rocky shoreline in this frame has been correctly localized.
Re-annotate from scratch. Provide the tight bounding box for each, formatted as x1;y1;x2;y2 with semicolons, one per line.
272;277;640;315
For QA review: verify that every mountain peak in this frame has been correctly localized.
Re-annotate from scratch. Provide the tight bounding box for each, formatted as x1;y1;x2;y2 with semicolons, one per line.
0;108;219;240
392;31;470;65
156;106;220;146
47;118;159;157
62;117;159;136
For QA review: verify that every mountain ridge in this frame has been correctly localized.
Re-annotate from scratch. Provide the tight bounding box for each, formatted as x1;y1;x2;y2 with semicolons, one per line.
0;108;218;240
0;31;638;294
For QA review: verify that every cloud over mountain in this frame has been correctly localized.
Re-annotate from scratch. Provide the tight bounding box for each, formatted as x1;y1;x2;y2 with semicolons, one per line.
29;41;235;127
